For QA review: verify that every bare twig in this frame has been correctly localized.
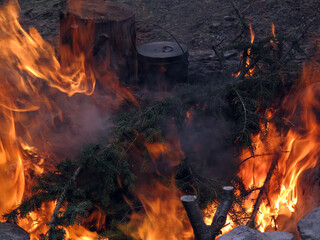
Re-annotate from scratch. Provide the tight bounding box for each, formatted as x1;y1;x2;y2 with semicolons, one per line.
245;187;262;196
235;57;260;81
280;17;317;63
233;88;247;134
229;0;243;21
246;155;278;227
212;44;224;68
282;117;295;127
229;0;250;37
238;153;274;166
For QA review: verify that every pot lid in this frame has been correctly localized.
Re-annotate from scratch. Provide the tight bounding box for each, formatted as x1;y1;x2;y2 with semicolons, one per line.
137;41;188;63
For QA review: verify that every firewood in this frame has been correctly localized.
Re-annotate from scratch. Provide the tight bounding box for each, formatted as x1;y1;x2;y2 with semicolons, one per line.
181;186;234;240
59;0;137;84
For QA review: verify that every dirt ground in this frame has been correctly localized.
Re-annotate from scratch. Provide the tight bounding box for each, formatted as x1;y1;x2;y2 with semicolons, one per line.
13;0;320;179
14;0;320;86
17;0;320;51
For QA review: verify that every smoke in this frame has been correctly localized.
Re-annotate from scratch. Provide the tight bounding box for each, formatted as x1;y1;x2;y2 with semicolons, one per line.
18;90;117;160
179;110;237;181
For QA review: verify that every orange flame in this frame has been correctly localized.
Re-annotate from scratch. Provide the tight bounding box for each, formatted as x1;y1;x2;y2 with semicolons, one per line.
245;24;255;76
238;62;320;233
249;24;255;44
203;204;237;235
0;0;130;239
1;0;317;238
125;181;194;240
271;23;276;38
233;24;256;78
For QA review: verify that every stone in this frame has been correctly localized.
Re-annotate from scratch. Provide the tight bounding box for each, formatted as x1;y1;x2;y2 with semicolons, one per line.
0;223;30;240
217;225;293;240
223;50;238;59
264;231;294;240
297;206;320;240
217;225;267;240
210;21;221;29
224;15;236;21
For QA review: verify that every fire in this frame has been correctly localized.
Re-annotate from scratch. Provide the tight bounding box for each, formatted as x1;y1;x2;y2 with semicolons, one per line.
0;0;195;239
249;24;255;44
203;204;236;235
124;181;194;240
0;0;129;239
245;24;255;77
238;62;320;232
122;128;196;240
0;0;318;238
0;2;95;97
232;24;256;78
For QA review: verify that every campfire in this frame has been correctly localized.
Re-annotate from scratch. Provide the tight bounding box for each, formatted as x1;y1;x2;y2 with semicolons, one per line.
0;0;320;240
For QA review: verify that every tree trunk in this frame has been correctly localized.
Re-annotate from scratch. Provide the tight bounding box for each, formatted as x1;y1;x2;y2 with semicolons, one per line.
59;0;137;86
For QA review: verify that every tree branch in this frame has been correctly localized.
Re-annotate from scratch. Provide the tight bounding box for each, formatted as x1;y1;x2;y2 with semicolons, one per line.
246;155;278;227
233;88;247;134
48;166;82;232
181;186;234;240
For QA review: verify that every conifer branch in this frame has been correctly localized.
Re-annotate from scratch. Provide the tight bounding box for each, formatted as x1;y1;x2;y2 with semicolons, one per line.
48;166;81;233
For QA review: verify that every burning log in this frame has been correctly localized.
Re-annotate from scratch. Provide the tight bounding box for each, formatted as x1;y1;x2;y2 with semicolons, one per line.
60;0;137;84
181;186;234;240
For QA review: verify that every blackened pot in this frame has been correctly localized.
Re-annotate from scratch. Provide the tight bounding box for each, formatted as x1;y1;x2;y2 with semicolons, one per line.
137;41;188;90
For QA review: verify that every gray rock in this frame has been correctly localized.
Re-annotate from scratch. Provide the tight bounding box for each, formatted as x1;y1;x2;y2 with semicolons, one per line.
0;223;30;240
210;21;221;29
217;225;293;240
217;225;268;240
298;206;320;240
223;50;238;59
264;231;294;240
224;15;236;21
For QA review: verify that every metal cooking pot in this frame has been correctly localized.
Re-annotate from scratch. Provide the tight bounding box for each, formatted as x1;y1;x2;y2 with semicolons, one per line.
137;41;188;90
